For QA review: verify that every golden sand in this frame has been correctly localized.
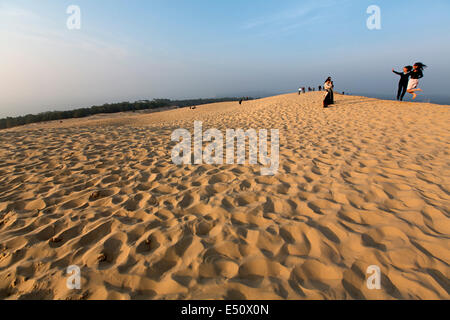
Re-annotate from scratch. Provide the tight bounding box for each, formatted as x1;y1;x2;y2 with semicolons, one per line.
0;92;449;299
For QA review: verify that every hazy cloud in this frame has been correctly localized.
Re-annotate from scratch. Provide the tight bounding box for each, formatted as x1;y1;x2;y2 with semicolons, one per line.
242;1;339;32
0;3;37;18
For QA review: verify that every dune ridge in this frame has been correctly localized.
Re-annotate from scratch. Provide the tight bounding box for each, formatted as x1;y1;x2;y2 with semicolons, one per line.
0;92;449;300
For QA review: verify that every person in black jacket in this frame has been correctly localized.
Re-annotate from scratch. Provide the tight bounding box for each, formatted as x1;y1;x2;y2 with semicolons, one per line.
407;62;427;100
392;66;412;101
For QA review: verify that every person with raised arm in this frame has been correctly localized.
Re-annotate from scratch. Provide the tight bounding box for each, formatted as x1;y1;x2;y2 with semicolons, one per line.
392;65;412;101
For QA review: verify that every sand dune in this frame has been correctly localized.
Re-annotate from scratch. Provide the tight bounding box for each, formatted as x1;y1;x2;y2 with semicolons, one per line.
0;92;449;300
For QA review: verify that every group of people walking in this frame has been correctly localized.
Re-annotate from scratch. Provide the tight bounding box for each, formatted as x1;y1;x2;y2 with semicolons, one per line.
298;87;310;94
392;62;427;101
298;86;325;94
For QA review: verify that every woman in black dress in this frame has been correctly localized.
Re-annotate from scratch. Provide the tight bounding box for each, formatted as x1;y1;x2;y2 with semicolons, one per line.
323;78;334;108
323;77;334;108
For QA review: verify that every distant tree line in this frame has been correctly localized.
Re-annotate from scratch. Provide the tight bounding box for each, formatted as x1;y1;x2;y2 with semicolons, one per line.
0;97;249;130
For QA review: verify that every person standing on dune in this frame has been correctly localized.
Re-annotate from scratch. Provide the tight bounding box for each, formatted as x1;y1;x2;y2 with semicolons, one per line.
392;65;412;101
324;77;334;106
323;78;334;108
407;62;427;100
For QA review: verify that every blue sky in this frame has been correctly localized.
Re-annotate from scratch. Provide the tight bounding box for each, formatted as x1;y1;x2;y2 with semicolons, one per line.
1;0;450;117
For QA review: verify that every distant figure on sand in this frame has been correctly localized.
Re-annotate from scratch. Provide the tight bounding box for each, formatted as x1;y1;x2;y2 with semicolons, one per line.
239;98;243;105
392;66;412;101
407;62;427;100
323;77;334;108
318;85;322;91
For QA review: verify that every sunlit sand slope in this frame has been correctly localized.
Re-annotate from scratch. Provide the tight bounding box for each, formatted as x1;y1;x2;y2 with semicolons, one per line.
0;92;449;299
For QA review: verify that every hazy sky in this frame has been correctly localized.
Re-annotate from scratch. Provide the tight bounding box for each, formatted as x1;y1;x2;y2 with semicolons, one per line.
1;0;450;117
